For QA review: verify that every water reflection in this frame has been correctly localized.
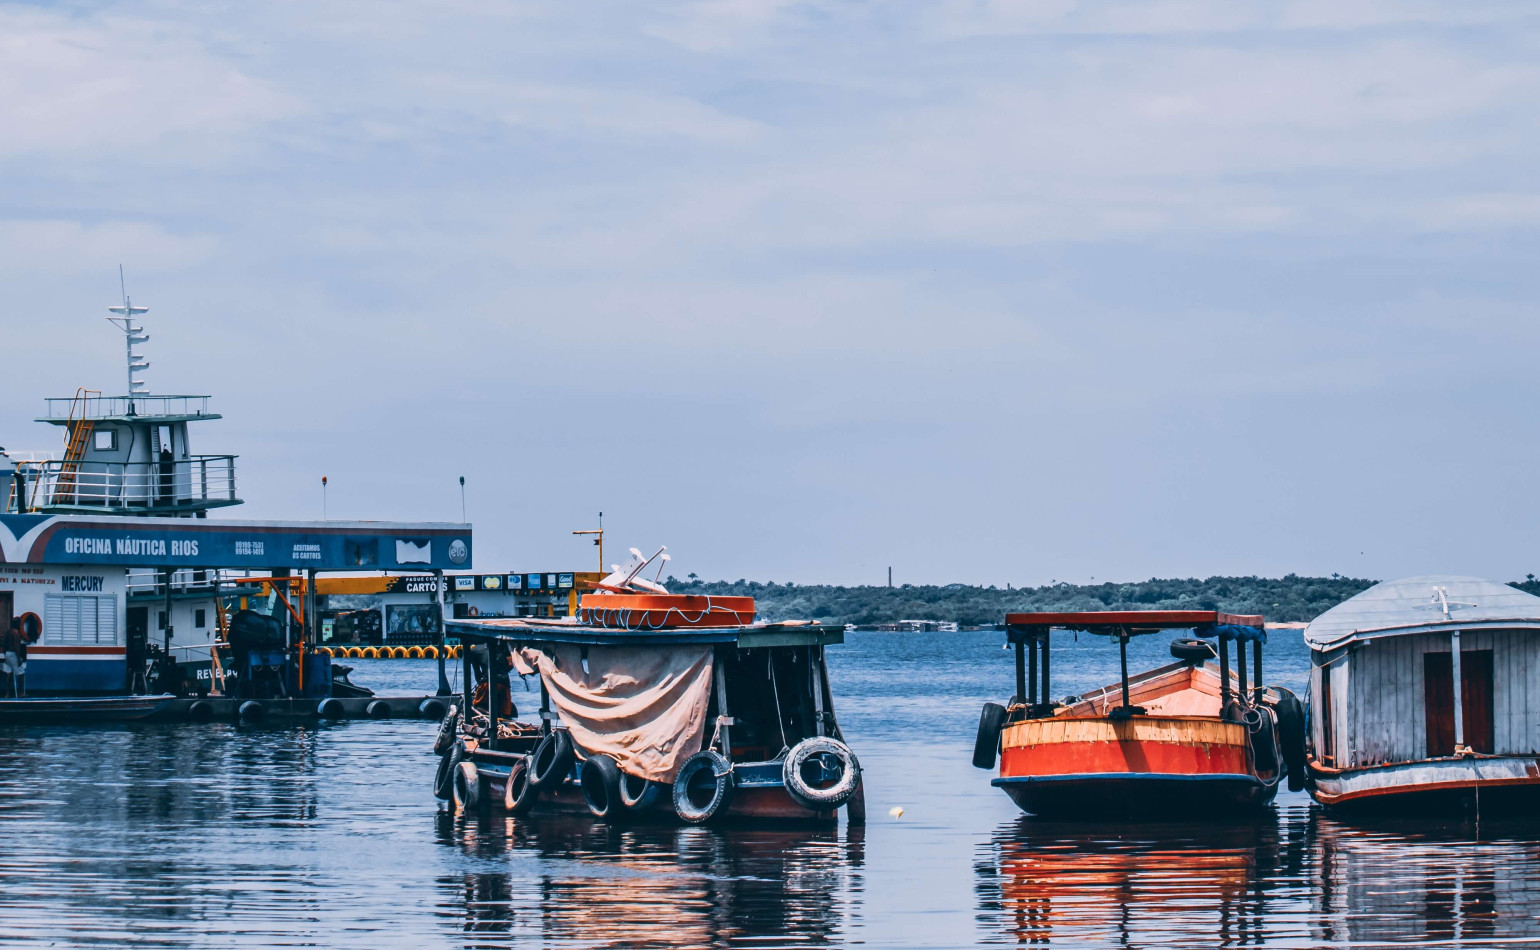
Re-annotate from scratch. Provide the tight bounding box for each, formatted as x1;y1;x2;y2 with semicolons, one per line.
435;812;866;949
976;807;1540;948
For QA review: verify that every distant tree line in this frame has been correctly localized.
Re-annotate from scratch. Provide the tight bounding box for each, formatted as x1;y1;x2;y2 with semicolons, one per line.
666;574;1391;626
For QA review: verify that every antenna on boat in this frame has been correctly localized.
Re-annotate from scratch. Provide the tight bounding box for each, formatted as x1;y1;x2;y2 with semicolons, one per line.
596;544;669;594
1425;586;1477;620
573;512;604;573
106;265;150;402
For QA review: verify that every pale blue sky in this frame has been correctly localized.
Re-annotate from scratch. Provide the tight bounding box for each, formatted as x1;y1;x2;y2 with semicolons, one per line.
3;1;1538;585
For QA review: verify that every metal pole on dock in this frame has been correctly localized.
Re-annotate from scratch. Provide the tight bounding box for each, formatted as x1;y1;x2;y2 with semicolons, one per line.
434;569;450;696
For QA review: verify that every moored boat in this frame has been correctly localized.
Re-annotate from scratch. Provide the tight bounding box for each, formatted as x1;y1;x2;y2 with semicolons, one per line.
975;610;1305;817
1305;575;1540;816
434;547;865;825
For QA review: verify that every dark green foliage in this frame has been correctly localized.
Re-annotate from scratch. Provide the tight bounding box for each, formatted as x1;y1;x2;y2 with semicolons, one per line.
666;574;1384;626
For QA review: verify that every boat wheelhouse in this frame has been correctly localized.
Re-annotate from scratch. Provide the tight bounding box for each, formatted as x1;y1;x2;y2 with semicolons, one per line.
975;610;1304;817
435;549;864;825
1304;575;1540;815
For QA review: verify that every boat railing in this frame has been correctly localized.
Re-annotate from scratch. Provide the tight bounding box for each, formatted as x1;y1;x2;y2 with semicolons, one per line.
126;568;226;597
24;455;238;511
39;394;213;420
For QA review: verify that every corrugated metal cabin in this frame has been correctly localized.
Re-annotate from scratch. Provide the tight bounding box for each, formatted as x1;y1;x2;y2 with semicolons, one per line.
1305;574;1540;814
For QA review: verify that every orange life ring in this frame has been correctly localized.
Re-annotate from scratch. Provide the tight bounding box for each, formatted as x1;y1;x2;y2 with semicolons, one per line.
17;612;42;643
468;606;480;617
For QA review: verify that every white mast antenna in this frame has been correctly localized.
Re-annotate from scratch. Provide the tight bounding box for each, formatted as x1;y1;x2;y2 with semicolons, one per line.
106;265;150;402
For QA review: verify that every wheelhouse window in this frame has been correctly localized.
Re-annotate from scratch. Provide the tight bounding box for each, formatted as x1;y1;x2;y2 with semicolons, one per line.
93;429;117;451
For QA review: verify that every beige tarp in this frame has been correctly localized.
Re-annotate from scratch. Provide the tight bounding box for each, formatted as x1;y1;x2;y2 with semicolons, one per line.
513;644;714;783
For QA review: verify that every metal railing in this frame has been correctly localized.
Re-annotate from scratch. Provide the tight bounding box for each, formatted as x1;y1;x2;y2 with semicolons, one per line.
126;568;225;596
40;394;213;420
25;455;238;511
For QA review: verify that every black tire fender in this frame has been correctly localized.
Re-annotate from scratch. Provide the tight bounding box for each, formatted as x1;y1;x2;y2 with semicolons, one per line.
504;758;540;815
237;700;264;722
434;742;463;801
580;753;624;819
1271;687;1308;792
672;750;734;824
317;698;345;719
186;700;213;723
973;702;1008;770
1170;637;1216;662
453;760;483;813
419;698;448;720
433;705;460;755
528;730;575;790
1248;705;1280;774
619;771;661;811
365;699;392;719
782;737;862;809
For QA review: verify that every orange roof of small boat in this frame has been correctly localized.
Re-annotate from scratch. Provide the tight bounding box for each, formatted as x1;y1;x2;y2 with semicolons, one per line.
1004;610;1264;632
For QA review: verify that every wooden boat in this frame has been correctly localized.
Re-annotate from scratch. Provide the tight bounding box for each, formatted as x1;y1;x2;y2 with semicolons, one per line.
1305;575;1540;816
433;547;864;825
0;693;174;722
975;611;1304;817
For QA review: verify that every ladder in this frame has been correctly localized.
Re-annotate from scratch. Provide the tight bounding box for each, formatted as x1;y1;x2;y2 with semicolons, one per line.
50;388;99;506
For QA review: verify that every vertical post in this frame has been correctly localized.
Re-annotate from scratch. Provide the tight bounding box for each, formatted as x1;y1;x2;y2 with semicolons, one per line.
433;569;450;696
1013;638;1026;705
462;640;473;728
1119;630;1131;709
715;647;735;755
538;656;551;736
1252;639;1264;705
1027;635;1038;705
1218;634;1232;711
1040;628;1051;706
162;568;174;657
486;643;499;750
1451;629;1466;750
1237;635;1249;700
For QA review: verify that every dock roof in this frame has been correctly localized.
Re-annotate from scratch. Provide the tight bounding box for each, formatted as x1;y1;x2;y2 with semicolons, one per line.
1304;575;1540;650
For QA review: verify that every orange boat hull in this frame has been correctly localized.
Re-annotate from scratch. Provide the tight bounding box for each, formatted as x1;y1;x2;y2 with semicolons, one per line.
996;715;1277;816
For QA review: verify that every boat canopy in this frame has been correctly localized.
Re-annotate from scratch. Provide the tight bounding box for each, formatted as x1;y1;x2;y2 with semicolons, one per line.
1304;575;1540;651
1005;610;1265;641
444;616;844;649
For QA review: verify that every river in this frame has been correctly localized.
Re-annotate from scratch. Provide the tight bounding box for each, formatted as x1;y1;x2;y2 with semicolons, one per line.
2;631;1536;947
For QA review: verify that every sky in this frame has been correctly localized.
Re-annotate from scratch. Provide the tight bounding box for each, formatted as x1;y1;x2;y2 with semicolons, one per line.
3;1;1539;587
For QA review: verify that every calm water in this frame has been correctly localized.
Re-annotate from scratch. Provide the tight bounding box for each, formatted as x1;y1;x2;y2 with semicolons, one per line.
3;632;1538;948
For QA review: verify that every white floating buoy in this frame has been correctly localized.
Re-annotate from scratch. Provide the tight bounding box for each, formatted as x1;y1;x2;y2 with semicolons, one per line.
888;806;905;819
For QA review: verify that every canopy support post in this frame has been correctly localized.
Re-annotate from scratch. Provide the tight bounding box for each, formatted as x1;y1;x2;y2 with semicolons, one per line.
462;640;473;731
1040;628;1051;706
1118;630;1132;710
1218;633;1232;712
1013;640;1026;705
1236;634;1249;702
486;643;499;750
1252;639;1264;705
1027;635;1038;706
715;648;734;756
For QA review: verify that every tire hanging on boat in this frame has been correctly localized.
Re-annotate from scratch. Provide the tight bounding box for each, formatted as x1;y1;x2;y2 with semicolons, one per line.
504;758;540;815
528;729;575;790
1169;637;1216;662
782;737;862;809
973;702;1008;770
619;772;661;812
672;750;734;824
433;704;460;756
453;760;483;812
1270;686;1308;792
1246;705;1280;774
580;754;624;819
434;742;464;801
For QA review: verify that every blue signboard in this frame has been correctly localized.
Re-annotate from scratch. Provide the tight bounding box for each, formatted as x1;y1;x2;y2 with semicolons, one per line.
0;515;472;571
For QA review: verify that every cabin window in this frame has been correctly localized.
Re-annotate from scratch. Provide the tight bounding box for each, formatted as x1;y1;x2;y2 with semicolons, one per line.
1424;650;1495;756
194;609;207;629
93;429;116;451
44;593;118;645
